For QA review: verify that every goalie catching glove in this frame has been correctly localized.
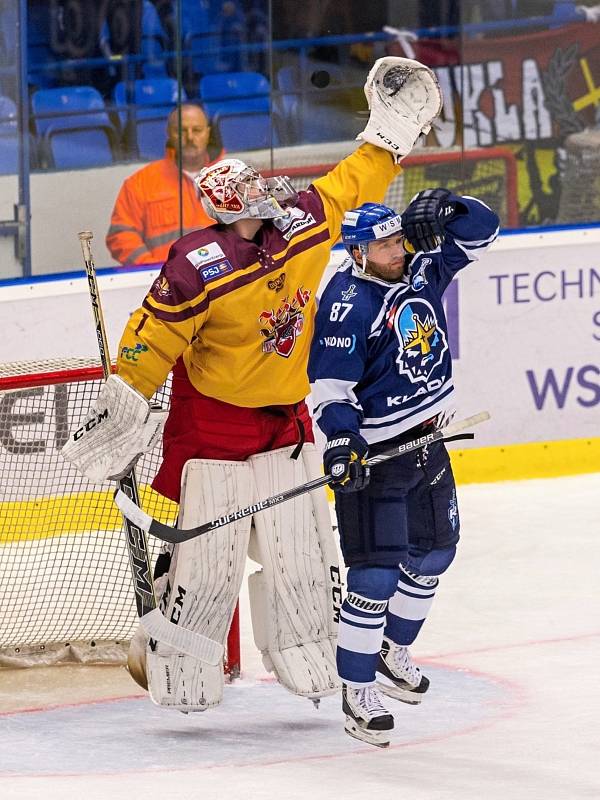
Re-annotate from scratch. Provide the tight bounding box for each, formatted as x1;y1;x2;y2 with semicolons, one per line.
357;56;443;161
401;188;467;253
324;432;370;493
61;374;167;483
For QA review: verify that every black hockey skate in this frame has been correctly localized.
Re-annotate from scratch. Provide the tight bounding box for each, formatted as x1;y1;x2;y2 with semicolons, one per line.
376;637;430;705
342;684;394;748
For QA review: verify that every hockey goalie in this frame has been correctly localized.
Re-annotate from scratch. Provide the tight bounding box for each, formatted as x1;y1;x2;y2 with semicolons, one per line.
62;56;443;712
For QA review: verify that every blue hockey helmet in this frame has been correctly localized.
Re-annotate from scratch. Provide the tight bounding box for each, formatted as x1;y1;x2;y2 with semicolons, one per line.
341;202;406;271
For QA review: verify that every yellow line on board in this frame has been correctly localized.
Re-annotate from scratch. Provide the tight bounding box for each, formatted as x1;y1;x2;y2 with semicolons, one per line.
450;437;600;484
0;485;178;543
323;437;600;500
3;438;599;542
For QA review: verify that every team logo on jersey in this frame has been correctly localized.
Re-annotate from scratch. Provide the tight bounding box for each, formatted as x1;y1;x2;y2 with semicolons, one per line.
410;258;431;291
267;272;286;291
259;286;311;358
394;299;448;384
341;284;357;301
152;276;171;298
186;242;226;268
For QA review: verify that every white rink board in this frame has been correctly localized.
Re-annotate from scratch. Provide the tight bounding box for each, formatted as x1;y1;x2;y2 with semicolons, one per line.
451;226;600;446
1;226;599;448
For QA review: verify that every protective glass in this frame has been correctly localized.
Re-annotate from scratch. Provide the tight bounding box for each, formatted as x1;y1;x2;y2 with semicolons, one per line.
234;168;299;219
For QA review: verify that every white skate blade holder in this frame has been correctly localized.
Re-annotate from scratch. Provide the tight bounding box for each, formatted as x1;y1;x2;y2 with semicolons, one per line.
376;672;425;705
344;717;392;749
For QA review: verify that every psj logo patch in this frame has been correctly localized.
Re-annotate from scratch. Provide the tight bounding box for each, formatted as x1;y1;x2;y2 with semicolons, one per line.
394;299;448;384
200;259;234;283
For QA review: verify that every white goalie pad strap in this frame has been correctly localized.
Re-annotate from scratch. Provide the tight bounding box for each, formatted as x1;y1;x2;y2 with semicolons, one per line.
357;56;443;160
61;374;167;482
248;444;342;698
147;458;252;710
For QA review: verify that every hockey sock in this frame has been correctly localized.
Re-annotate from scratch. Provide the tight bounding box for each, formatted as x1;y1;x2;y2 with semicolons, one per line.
337;592;388;685
384;567;438;646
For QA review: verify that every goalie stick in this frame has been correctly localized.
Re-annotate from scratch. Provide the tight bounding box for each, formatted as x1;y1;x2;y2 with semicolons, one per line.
77;230;223;665
114;411;490;545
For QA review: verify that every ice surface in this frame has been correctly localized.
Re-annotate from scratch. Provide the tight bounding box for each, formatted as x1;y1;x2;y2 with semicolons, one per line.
1;474;599;800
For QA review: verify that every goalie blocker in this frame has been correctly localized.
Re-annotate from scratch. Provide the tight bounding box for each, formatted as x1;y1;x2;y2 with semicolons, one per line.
61;374;167;483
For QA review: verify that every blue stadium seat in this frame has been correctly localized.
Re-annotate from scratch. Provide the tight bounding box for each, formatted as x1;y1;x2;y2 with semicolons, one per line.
113;78;187;160
141;35;169;78
181;0;226;76
31;86;117;169
199;71;270;120
0;95;18;174
0;135;18;174
0;95;38;173
212;110;281;151
0;94;16;134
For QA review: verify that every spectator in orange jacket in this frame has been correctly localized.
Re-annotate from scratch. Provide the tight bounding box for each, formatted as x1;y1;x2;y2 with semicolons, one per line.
106;103;223;265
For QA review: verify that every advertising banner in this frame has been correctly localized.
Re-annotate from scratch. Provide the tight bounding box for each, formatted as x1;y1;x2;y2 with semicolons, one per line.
1;228;599;476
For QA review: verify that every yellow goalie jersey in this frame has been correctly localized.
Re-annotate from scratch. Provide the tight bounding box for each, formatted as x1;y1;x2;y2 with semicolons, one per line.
117;144;400;407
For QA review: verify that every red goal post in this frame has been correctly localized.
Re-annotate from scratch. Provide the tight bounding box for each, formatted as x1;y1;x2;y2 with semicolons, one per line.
0;358;240;674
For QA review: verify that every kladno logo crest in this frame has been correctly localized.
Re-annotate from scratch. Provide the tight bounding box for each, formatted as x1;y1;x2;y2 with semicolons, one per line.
394;299;448;383
259;286;311;358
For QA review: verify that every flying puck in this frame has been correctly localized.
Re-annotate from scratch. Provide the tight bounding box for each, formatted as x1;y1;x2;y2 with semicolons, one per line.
310;70;331;88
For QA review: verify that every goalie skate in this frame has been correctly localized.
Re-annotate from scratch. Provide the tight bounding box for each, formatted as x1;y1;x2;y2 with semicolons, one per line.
376;637;430;705
342;684;394;748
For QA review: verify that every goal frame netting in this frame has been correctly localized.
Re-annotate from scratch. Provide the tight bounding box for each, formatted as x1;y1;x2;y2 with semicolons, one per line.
263;144;519;228
0;358;240;674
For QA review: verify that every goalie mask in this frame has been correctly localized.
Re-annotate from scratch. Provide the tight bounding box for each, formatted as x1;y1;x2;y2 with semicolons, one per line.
341;202;414;273
195;158;299;224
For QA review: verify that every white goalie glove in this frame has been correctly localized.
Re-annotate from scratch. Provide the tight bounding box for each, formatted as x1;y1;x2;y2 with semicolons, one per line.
61;374;167;482
357;56;443;161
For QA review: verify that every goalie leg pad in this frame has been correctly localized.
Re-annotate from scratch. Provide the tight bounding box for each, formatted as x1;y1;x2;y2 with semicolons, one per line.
248;444;342;699
146;458;253;711
127;569;170;691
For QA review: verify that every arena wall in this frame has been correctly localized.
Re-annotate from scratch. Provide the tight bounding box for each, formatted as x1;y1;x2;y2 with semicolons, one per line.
2;225;599;482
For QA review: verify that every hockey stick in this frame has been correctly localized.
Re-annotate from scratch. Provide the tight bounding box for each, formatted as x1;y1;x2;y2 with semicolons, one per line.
115;411;490;545
77;231;223;665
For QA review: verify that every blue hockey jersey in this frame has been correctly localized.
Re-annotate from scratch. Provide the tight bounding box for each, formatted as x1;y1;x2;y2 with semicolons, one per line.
308;195;499;444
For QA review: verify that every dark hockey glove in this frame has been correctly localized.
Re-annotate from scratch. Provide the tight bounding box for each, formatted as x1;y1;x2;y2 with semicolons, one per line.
401;187;458;253
323;432;370;493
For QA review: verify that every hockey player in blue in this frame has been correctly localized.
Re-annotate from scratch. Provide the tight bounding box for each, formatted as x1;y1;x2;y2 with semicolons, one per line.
308;189;499;747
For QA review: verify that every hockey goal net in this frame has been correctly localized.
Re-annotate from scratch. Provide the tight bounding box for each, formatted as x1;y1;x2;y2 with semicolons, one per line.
0;358;240;672
264;144;519;228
